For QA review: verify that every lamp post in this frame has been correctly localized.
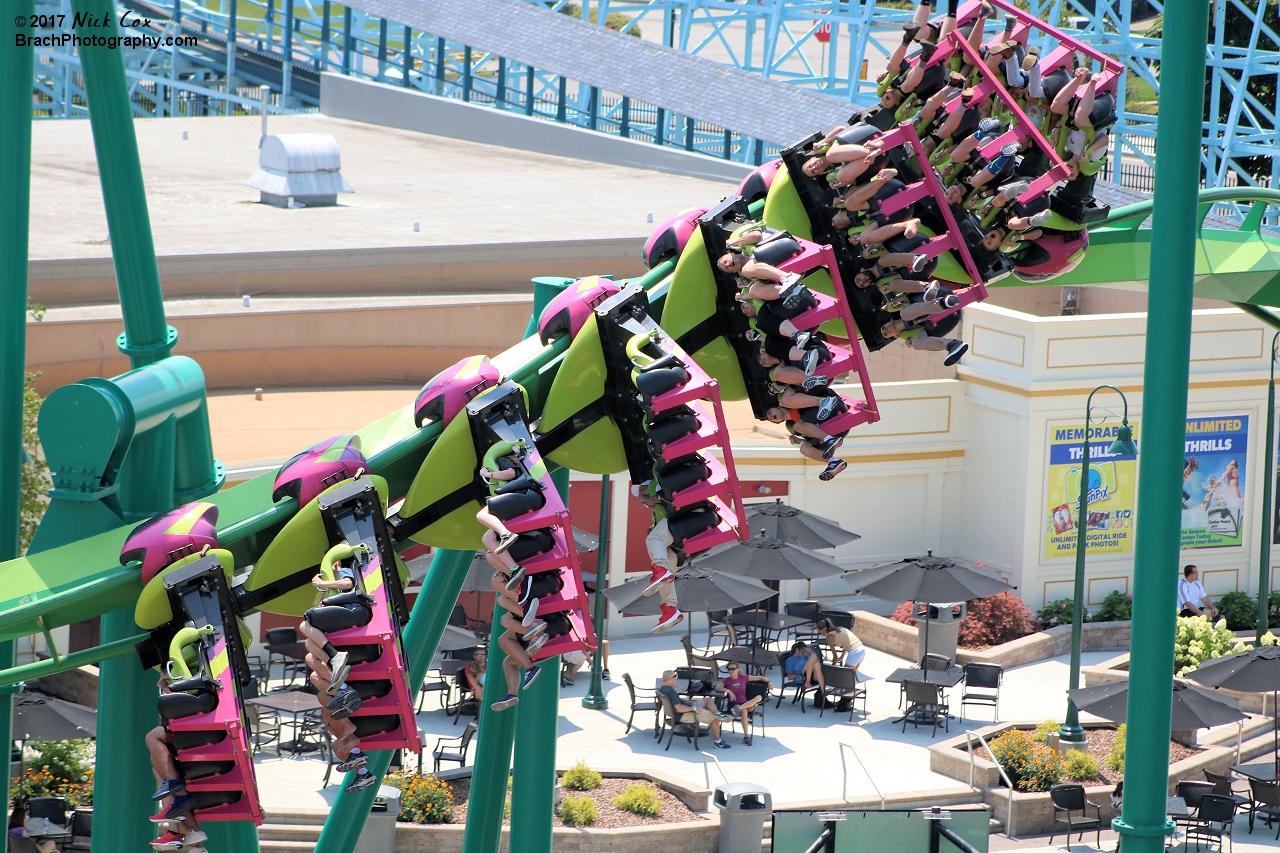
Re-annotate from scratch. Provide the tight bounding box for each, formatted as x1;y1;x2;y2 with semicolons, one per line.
1257;332;1280;643
583;473;611;709
1060;385;1138;749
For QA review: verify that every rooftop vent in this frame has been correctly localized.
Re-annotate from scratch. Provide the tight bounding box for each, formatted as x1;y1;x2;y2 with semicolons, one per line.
246;133;353;209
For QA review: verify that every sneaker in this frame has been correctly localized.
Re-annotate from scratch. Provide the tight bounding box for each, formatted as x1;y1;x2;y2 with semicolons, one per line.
947;71;967;89
187;847;209;853
602;668;611;681
780;272;803;290
910;253;929;273
522;598;541;627
715;711;734;720
643;566;675;596
491;694;520;712
1027;208;1053;228
943;339;969;366
328;650;351;691
652;605;684;635
504;565;527;591
1004;13;1017;31
526;633;550;656
821;435;844;460
150;812;184;825
152;778;187;801
941;294;960;310
524;619;547;641
791;330;812;349
1000;180;1030;199
816;395;840;421
712;739;732;750
164;793;198;821
802;374;831;391
820;459;848;482
345;769;379;793
802;347;821;376
150;831;188;850
744;735;754;745
521;667;541;690
922;280;940;301
182;831;209;848
1000;142;1019;158
902;22;920;40
976;117;1002;138
918;41;937;61
335;749;368;773
327;684;363;720
494;531;518;555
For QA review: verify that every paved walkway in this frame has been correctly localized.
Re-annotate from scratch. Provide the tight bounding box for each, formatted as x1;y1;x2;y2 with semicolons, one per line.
250;635;1128;813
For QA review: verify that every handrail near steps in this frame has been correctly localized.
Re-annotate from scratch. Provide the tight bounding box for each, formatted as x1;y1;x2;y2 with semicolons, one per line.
965;730;1016;839
839;742;885;809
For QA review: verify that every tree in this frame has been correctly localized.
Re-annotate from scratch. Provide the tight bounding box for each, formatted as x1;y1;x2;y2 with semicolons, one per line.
20;299;49;555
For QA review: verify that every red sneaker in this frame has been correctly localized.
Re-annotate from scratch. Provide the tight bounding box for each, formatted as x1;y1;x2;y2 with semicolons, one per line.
653;605;684;635
643;565;675;596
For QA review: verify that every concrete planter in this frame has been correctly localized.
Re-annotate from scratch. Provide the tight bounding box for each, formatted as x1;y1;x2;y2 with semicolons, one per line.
394;767;716;853
854;611;1132;668
1083;650;1280;715
929;721;1268;836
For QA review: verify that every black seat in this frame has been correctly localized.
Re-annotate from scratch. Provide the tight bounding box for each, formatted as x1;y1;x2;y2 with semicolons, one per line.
656;692;709;751
1247;778;1280;837
1185;793;1236;852
26;797;67;828
959;663;1003;721
818;663;866;721
622;673;659;736
1049;784;1104;850
157;690;218;721
901;680;947;736
1178;780;1218;835
65;809;92;852
424;721;477;774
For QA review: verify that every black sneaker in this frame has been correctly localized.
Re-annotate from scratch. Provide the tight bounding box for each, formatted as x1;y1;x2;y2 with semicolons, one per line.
504;565;527;590
491;694;520;712
335;749;368;773
712;739;732;750
494;532;518;555
164;793;198;821
941;294;960;310
345;770;378;793
327;684;363;720
816;395;840;421
792;330;812;349
919;41;937;61
820;459;848;482
821;435;844;460
943;340;969;366
1000;142;1019;158
522;667;541;691
602;669;611;681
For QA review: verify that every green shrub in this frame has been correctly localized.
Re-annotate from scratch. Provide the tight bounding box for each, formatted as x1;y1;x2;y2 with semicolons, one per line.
561;760;602;791
1037;599;1080;629
386;771;454;823
559;795;599;826
613;781;662;817
1064;750;1100;781
26;739;91;784
1031;720;1060;743
1218;591;1258;631
557;3;640;36
1175;615;1250;675
988;730;1064;792
1104;724;1126;772
1096;590;1133;622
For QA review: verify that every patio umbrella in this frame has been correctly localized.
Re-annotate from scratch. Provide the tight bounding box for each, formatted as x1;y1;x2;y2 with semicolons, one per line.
12;693;96;741
692;533;845;581
846;551;1014;681
744;500;860;551
572;527;599;553
603;567;774;617
1068;678;1246;730
462;551;497;593
439;623;484;652
1186;645;1280;771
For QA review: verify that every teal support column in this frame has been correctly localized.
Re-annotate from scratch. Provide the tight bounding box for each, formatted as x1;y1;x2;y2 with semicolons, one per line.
91;609;162;853
460;608;518;853
582;473;611;710
1115;0;1211;848
0;0;33;825
1258;332;1279;643
312;547;475;853
509;466;570;853
73;0;176;368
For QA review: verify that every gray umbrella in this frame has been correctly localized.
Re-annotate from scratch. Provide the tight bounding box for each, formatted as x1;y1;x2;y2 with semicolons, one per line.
12;693;96;741
572;527;600;553
692;533;845;581
844;551;1014;603
440;623;484;652
745;500;860;550
603;567;774;616
1186;645;1280;770
462;552;497;593
1068;678;1246;730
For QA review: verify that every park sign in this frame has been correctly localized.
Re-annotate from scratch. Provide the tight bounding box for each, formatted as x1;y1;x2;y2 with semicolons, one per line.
1182;416;1248;549
1043;421;1139;561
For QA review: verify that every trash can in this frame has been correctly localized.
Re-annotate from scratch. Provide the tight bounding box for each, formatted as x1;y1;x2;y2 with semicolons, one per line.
715;782;772;853
914;600;967;664
353;785;402;853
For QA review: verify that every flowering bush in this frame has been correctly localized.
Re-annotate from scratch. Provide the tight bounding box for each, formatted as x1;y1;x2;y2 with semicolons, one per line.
11;739;94;808
10;767;93;809
1096;590;1133;622
1174;615;1253;676
1038;599;1083;628
891;593;1037;649
988;730;1065;792
385;771;454;823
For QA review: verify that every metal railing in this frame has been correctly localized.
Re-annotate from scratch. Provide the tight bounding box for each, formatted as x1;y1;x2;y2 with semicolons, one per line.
701;750;728;789
838;741;884;809
965;730;1016;839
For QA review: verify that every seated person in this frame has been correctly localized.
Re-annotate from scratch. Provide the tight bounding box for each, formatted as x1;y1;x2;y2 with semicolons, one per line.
816;618;866;671
882;284;962;325
146;635;209;850
657;670;732;749
849;252;932;289
757;347;831;392
833;169;901;213
463;650;486;698
764;392;849;482
937;117;1004;176
636;479;686;635
486;551;548;636
781;642;826;693
881;309;968;365
738;293;823;350
475;439;545;585
803;128;885;181
492;612;581;712
720;663;772;746
300;542;373;717
561;640;610;686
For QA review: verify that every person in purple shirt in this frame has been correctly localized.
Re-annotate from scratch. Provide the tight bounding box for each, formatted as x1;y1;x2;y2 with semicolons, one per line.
720;663;772;746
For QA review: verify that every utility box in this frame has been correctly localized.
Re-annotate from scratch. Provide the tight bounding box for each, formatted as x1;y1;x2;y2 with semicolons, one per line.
353;785;401;853
913;601;967;665
247;133;353;208
715;783;772;853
